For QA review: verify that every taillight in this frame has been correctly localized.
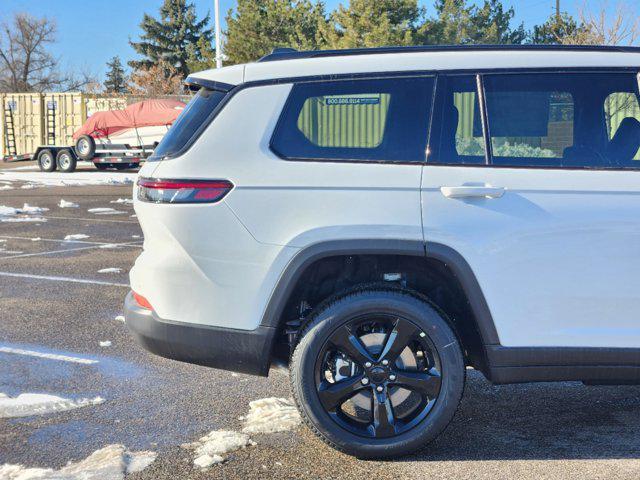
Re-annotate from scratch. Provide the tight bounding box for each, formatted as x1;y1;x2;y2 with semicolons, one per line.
133;291;153;310
137;178;233;204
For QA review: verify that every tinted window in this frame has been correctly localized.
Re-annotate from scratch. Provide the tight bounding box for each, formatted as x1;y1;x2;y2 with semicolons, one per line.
151;88;226;159
271;77;435;162
430;75;486;165
483;73;640;168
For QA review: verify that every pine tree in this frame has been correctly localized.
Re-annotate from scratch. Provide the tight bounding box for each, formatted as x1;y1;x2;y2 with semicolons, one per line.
103;56;128;93
129;0;213;78
422;0;525;45
322;0;424;49
224;0;328;65
530;12;583;44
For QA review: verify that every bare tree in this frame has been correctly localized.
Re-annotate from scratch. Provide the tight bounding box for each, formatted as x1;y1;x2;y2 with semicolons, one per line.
128;62;184;96
562;1;640;45
0;13;59;92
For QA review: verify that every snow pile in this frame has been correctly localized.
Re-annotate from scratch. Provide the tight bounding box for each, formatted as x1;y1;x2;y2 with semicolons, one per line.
0;444;156;479
0;204;48;215
99;244;119;249
114;315;125;323
88;208;125;215
0;392;104;418
242;397;301;434
0;203;48;223
31;238;41;242
110;198;133;205
184;430;255;469
64;234;89;241
99;341;112;348
98;268;122;273
59;199;79;208
0;185;12;190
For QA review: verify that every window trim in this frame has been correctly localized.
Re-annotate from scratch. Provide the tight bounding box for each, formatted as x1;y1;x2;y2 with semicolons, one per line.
269;74;437;165
426;68;640;171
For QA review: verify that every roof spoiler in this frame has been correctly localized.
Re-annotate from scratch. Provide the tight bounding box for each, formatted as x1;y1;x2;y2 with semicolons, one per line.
184;75;235;93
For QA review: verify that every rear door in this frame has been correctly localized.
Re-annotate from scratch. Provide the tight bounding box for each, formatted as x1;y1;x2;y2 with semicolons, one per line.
421;70;640;348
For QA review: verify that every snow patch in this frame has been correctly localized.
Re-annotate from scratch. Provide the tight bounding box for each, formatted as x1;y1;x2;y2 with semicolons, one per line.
110;198;133;204
87;207;125;215
99;341;112;347
0;185;12;190
1;217;45;223
186;430;255;469
0;392;104;418
31;238;41;242
0;203;48;215
114;315;125;323
59;199;79;208
0;170;136;188
0;444;156;479
131;235;141;239
64;234;89;241
242;397;301;434
97;268;122;273
99;243;119;249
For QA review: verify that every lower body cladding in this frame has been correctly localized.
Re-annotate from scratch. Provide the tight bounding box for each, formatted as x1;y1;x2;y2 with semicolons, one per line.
124;292;276;376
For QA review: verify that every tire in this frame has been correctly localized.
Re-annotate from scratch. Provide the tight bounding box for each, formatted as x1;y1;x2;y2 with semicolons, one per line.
94;163;109;171
37;149;56;172
75;135;95;160
290;289;465;459
56;148;76;173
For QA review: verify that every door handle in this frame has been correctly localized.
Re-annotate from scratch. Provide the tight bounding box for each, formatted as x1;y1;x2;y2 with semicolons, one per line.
440;186;505;199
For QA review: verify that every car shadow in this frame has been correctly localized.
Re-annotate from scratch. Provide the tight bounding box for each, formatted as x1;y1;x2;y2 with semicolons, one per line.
404;370;640;462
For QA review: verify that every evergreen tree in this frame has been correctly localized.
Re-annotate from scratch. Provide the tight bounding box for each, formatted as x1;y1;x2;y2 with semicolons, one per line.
422;0;525;45
224;0;327;65
322;0;424;49
103;56;128;93
530;12;583;44
129;0;213;77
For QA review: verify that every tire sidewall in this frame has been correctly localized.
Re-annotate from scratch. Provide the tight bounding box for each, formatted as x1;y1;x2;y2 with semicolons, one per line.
56;149;76;173
75;135;95;160
38;150;55;172
291;290;465;458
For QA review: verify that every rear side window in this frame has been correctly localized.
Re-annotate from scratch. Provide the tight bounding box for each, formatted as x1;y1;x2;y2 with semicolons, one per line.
151;88;226;159
271;77;435;162
483;72;640;168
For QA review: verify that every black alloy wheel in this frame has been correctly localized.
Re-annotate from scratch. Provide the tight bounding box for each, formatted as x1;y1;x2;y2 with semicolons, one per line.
290;289;465;458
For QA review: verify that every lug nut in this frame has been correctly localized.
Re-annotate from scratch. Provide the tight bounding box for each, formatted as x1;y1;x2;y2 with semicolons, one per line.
389;374;396;381
382;359;389;366
376;386;384;392
361;377;369;385
365;361;372;368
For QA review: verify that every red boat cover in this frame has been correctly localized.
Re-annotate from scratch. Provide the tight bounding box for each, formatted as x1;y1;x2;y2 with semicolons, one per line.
73;99;186;140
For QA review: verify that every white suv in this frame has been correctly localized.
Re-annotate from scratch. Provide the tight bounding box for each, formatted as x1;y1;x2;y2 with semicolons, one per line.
125;45;640;458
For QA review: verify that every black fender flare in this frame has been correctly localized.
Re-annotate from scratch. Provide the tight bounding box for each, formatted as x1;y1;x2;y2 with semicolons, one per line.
259;239;500;346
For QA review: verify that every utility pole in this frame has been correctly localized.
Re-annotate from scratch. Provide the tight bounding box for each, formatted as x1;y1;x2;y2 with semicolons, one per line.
556;0;560;22
214;0;223;68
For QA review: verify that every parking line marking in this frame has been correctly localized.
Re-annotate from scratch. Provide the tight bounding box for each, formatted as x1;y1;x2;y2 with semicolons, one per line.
0;271;129;287
0;346;99;364
44;215;137;224
0;242;142;261
0;235;143;246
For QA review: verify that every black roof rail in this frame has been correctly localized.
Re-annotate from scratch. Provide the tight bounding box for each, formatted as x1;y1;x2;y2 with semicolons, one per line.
258;44;640;63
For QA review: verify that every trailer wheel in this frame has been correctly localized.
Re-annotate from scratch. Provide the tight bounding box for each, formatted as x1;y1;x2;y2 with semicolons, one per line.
56;149;77;173
37;149;56;172
75;135;95;160
94;163;109;171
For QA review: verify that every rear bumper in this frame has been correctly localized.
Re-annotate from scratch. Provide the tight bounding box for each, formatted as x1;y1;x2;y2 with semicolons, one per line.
124;292;276;376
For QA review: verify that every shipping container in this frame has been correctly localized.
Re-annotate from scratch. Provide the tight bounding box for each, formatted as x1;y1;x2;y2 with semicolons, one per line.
0;93;45;157
42;92;86;148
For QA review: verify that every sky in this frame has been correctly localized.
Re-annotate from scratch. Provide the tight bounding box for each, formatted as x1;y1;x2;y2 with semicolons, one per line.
0;0;634;80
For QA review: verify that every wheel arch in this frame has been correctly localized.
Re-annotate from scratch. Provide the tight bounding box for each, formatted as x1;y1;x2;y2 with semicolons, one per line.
260;239;500;370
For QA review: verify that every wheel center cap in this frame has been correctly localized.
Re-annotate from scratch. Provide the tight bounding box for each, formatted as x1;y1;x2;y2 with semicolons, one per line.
369;366;387;383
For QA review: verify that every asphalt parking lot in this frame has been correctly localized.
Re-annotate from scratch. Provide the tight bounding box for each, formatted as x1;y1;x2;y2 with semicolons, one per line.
2;162;640;479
